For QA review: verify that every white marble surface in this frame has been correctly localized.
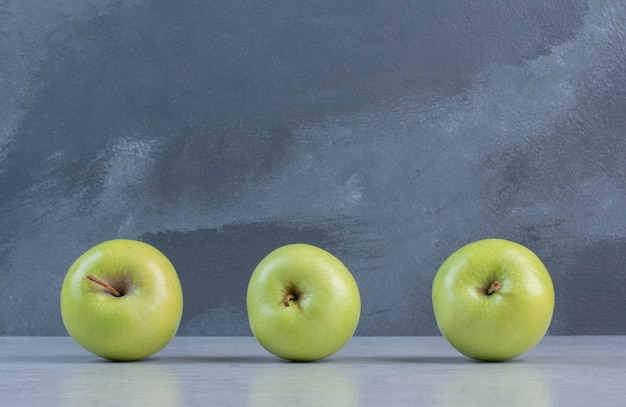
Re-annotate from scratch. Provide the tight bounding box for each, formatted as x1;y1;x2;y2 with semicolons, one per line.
1;336;625;406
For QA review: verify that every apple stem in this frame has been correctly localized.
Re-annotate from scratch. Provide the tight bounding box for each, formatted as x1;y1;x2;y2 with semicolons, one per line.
86;275;122;297
487;280;502;295
283;294;296;307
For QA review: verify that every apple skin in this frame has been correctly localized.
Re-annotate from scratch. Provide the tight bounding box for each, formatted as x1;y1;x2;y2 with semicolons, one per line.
60;239;183;361
432;238;555;362
246;243;361;362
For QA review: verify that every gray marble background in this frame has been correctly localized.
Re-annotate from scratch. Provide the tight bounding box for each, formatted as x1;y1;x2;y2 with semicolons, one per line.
1;0;625;336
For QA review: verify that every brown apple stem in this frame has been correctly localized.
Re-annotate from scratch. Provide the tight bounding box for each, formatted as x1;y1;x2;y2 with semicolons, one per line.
86;275;122;297
283;294;296;307
487;280;502;295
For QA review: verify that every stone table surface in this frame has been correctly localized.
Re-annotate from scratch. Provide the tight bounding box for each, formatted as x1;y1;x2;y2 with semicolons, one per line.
1;336;625;406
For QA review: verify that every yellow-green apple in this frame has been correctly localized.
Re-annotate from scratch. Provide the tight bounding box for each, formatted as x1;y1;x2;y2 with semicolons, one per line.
432;238;555;361
60;239;183;361
246;243;361;361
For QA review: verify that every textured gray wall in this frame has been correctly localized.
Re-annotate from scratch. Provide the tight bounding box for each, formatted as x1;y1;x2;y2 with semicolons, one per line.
2;0;625;336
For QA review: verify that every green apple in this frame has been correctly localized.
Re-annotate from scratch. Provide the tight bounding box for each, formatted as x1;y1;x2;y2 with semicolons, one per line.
432;238;555;361
246;243;361;361
60;239;183;361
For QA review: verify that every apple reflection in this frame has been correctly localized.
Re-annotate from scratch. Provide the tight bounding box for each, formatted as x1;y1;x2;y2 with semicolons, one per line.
62;362;182;407
248;362;358;407
435;362;552;407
